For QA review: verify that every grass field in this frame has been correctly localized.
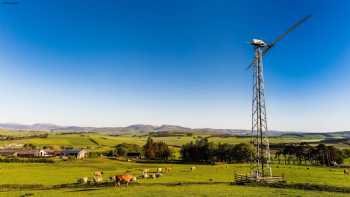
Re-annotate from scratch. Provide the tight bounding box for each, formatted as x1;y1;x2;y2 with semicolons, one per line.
0;158;349;196
0;132;328;163
4;185;349;197
0;131;348;196
0;131;332;152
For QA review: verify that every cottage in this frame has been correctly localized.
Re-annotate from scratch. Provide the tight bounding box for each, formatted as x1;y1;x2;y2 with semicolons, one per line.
61;149;88;159
39;149;47;157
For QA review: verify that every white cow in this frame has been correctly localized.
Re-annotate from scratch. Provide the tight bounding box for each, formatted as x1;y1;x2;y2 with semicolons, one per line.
77;177;89;184
141;172;149;179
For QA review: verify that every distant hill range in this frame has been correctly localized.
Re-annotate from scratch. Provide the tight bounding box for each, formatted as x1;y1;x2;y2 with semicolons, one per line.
0;123;349;138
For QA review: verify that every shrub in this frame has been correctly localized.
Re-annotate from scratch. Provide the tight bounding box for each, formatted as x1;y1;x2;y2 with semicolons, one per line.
0;158;54;163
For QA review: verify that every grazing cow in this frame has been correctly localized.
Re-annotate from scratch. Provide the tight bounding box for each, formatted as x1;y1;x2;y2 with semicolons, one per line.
141;172;149;179
190;166;196;171
344;169;349;175
157;168;163;173
143;168;150;173
77;177;89;184
110;175;136;187
93;176;103;183
92;171;104;184
94;171;104;177
151;173;156;179
132;176;137;182
155;172;162;178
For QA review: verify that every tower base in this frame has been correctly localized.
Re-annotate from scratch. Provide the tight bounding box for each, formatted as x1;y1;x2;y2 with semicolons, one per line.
234;173;284;185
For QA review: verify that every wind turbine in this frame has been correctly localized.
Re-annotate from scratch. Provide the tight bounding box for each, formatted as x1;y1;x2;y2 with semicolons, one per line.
249;15;311;178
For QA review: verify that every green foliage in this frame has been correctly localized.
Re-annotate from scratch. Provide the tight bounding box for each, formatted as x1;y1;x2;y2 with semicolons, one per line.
116;143;142;153
111;143;142;157
342;149;350;158
23;144;37;149
143;137;172;160
181;138;254;163
231;143;255;162
116;147;127;156
275;143;344;166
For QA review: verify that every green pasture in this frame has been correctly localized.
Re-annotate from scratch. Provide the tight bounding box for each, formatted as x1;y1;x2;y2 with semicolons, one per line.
0;132;344;162
3;185;348;197
0;132;329;151
0;159;349;196
0;129;47;137
0;131;348;196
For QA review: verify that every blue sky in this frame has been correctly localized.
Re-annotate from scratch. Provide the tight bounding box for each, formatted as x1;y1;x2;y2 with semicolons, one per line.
0;0;349;131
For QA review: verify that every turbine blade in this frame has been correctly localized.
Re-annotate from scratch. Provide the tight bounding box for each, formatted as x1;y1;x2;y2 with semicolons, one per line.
247;15;311;70
263;15;312;55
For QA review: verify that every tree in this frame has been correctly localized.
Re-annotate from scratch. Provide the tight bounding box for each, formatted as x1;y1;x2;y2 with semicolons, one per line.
111;143;142;157
144;137;156;159
143;137;172;160
23;143;36;149
116;146;128;157
155;141;172;160
231;143;254;163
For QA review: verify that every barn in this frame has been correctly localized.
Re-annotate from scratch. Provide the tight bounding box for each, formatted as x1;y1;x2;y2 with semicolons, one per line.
17;150;42;158
61;149;88;159
0;149;18;157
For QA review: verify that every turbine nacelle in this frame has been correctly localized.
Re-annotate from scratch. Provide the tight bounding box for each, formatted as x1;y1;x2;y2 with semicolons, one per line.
250;39;267;47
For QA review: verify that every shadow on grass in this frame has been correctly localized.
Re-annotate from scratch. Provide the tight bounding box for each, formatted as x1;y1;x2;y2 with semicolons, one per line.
0;181;229;193
1;181;350;194
67;188;102;192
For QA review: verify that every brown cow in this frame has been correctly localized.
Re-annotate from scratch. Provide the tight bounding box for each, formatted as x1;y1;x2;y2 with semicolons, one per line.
110;175;136;187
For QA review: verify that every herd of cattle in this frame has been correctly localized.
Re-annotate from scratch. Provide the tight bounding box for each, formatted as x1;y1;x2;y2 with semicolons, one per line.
77;166;197;187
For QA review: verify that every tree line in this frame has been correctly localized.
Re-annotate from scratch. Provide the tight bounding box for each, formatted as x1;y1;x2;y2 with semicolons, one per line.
274;143;345;166
109;137;253;163
108;137;349;166
181;138;254;163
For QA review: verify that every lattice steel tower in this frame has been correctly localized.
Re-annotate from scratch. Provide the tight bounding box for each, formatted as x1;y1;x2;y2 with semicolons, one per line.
250;39;272;177
248;15;311;178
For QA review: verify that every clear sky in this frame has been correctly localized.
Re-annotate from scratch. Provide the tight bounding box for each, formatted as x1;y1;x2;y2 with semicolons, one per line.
0;0;349;131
